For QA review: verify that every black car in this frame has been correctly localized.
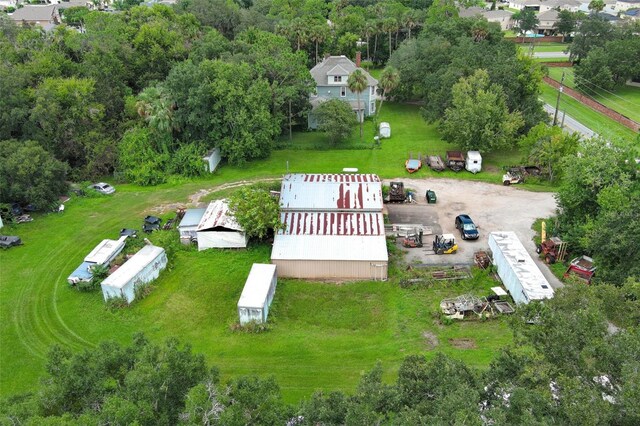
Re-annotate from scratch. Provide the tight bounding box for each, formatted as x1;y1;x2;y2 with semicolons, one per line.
120;228;138;238
455;214;479;240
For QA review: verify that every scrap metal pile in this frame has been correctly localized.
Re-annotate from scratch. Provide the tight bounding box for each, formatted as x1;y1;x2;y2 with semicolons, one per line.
440;293;514;319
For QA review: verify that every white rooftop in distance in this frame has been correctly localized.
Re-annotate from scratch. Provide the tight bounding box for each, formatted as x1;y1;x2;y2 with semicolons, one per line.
237;264;277;308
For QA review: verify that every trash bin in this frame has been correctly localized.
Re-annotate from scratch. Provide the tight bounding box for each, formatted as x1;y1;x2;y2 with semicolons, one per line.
426;189;437;204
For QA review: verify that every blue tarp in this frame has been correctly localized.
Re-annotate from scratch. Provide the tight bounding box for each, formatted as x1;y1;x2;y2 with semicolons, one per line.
68;261;95;285
406;159;421;170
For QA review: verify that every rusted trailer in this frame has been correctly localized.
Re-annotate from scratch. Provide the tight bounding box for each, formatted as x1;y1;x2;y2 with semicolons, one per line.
446;151;465;172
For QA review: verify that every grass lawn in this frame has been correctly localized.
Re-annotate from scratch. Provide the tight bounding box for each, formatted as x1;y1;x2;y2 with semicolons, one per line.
546;68;640;123
518;42;569;53
0;191;513;403
539;83;638;141
0;103;531;403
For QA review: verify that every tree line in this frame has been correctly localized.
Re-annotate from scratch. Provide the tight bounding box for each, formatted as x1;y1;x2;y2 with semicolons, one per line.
0;281;638;425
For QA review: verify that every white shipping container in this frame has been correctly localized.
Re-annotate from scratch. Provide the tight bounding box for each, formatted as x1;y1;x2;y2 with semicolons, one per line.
488;231;554;304
101;245;167;304
237;264;277;325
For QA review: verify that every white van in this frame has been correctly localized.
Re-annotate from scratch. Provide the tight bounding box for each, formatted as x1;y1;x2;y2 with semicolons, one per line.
465;151;482;174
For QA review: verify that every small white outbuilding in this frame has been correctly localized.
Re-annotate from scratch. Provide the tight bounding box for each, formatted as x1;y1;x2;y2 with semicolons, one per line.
203;148;221;173
237;264;277;325
101;244;167;304
177;208;206;245
379;122;391;138
196;200;248;250
465;151;482;174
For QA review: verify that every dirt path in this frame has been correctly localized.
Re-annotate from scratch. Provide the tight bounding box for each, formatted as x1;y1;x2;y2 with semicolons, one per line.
148;178;281;214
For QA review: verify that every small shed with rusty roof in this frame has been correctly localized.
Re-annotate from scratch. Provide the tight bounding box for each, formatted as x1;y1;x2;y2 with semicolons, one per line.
272;173;388;280
196;200;247;250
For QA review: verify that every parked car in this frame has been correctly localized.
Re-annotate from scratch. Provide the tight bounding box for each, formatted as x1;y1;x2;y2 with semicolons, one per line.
455;214;479;240
0;235;22;249
120;228;138;238
88;182;116;195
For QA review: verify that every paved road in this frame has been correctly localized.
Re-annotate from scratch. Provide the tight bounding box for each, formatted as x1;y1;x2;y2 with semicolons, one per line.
532;51;570;58
542;103;597;138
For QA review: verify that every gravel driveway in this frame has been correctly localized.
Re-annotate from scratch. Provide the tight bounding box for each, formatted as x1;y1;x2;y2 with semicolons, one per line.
385;178;563;289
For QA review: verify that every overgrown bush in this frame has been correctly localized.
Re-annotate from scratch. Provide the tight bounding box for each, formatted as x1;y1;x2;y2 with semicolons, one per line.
230;320;271;333
168;143;207;178
133;281;154;301
105;295;128;310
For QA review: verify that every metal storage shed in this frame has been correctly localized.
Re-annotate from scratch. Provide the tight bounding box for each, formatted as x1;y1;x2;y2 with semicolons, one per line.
237;264;277;325
488;231;554;304
177;208;206;244
203;148;221;173
100;245;167;303
196;200;247;250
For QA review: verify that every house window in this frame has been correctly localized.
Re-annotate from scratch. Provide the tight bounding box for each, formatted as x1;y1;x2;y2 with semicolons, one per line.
370;86;376;96
340;87;346;97
333;75;342;83
370;101;375;113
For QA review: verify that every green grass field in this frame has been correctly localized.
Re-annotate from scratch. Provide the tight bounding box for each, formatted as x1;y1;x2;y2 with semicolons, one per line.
539;83;638;141
518;42;569;54
0;103;526;403
546;68;640;123
0;186;513;403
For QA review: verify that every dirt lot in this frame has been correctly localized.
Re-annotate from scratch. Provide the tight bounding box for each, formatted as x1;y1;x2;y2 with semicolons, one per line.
385;178;562;289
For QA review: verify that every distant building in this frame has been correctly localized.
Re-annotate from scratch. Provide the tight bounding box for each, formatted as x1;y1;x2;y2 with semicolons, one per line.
8;5;60;29
308;55;378;130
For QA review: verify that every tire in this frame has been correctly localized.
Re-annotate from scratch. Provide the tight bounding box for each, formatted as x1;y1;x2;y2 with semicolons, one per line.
545;254;556;264
503;180;510;186
536;245;542;254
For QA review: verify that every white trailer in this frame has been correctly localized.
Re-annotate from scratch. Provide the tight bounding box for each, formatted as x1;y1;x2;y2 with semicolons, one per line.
488;231;554;305
465;151;482;174
237;264;277;325
101;245;167;304
84;236;127;265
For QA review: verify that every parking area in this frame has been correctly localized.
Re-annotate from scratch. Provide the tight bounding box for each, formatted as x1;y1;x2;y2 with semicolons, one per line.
385;178;562;288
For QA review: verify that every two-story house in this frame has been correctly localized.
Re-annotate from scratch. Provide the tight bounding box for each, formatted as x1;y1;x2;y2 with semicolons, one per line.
308;55;378;130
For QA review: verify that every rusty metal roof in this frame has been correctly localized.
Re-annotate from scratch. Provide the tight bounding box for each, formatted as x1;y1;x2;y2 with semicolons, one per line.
279;173;383;211
197;200;243;232
280;212;384;236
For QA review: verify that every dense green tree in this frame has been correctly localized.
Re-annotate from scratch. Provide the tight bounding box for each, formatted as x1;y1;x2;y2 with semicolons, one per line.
440;69;524;152
512;8;539;36
0;140;68;209
228;186;283;240
26;77;105;173
118;126;168;186
588;0;605;12
519;123;580;182
347;69;368;140
574;37;640;92
569;14;617;62
175;0;240;38
314;99;357;145
555;10;581;42
164;59;278;165
233;30;315;137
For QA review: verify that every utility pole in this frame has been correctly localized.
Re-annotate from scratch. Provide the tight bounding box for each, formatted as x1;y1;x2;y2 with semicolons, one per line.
553;71;565;126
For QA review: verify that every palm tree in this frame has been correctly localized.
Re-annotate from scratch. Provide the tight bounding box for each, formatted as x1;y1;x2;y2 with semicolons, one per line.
377;66;400;121
309;24;328;64
347;69;368;140
136;86;174;154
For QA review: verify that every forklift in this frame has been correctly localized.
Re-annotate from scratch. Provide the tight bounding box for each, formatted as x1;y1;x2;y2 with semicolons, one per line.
402;229;423;248
433;234;458;254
